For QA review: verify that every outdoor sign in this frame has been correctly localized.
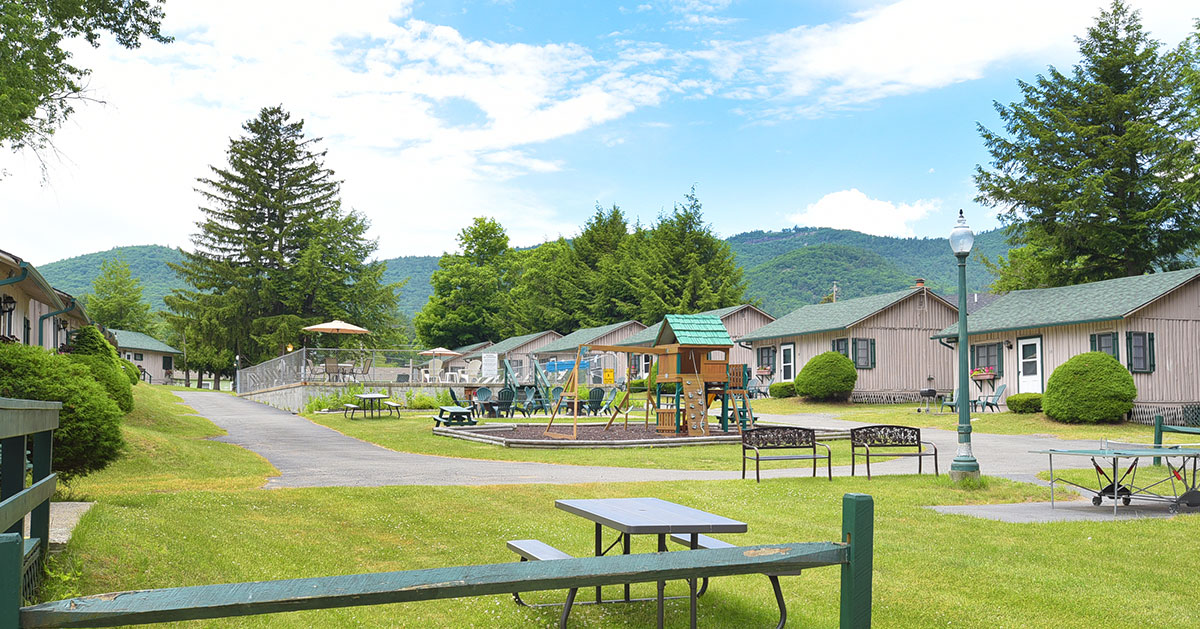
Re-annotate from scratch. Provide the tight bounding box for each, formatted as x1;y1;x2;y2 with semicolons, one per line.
482;353;498;378
603;368;615;384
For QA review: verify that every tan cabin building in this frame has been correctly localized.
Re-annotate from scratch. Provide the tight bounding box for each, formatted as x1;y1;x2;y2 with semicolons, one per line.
111;328;182;385
932;267;1200;423
741;287;959;402
1;249;92;351
459;330;562;382
618;304;775;378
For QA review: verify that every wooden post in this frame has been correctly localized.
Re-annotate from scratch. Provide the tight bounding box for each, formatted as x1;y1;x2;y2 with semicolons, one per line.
1153;414;1163;466
0;533;20;627
30;430;53;557
840;493;873;628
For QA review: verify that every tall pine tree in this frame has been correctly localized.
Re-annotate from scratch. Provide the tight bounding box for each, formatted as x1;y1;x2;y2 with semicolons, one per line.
975;1;1200;287
168;106;400;365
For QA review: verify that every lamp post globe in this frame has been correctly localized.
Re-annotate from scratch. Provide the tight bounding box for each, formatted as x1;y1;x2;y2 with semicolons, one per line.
950;209;981;481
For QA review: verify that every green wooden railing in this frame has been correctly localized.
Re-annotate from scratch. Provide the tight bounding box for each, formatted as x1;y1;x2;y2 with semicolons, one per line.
0;397;60;622
11;492;873;628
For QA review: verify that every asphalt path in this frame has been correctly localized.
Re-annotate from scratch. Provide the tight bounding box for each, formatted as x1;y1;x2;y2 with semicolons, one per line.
177;391;1102;489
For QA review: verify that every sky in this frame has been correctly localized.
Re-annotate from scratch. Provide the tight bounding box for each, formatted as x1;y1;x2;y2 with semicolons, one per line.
4;0;1198;266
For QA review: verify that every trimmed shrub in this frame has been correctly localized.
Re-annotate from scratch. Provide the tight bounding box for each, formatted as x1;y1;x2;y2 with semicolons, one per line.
71;325;118;362
647;362;678;395
0;343;124;482
119;358;141;385
629;378;647;393
1043;352;1136;424
768;382;796;398
69;354;134;413
1006;392;1042;414
794;351;857;401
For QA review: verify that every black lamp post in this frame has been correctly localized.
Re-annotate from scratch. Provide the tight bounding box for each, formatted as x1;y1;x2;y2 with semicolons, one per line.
950;210;980;481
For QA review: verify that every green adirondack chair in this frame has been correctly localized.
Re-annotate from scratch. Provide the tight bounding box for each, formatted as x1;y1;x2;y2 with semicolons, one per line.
939;389;964;413
979;384;1007;412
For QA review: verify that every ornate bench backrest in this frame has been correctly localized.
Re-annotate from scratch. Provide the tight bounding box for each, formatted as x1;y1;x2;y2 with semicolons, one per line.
850;425;920;447
743;426;816;448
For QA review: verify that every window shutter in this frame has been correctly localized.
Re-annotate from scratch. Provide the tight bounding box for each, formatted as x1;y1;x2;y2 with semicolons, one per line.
1089;334;1096;352
1148;333;1156;373
831;339;837;352
869;339;876;369
969;345;976;371
1111;332;1119;361
1125;332;1133;370
995;343;1004;376
851;338;858;366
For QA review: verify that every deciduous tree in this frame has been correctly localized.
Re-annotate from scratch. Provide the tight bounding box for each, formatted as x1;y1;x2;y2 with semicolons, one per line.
85;256;153;333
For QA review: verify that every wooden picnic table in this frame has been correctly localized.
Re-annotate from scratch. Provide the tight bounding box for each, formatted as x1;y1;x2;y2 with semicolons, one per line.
555;497;747;615
354;393;389;418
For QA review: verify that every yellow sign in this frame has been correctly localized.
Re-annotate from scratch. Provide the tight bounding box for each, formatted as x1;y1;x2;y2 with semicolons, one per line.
603;369;615;384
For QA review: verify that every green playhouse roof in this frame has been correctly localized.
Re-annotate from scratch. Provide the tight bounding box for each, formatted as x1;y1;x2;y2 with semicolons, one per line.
741;289;933;342
933;267;1200;338
619;305;751;347
109;329;181;354
535;320;642;355
654;314;733;346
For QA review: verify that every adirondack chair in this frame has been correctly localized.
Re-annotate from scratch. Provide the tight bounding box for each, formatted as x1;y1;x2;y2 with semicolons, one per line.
585;387;606;415
939;389;964;413
448;389;474;417
746;380;762;399
496;387;516;418
512;388;537;417
595;388;619;416
549;386;564;413
978;384;1007;412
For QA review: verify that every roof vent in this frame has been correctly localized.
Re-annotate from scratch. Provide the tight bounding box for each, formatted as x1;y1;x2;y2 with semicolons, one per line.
914;278;925;288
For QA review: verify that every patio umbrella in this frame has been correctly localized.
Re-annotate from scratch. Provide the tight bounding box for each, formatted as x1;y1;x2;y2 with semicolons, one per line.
301;320;371;335
419;347;462;378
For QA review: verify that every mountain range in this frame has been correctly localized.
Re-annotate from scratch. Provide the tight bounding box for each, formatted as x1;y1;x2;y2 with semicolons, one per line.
37;227;1008;320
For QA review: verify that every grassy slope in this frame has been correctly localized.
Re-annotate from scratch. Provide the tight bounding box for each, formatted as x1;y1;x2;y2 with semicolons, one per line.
45;385;1199;627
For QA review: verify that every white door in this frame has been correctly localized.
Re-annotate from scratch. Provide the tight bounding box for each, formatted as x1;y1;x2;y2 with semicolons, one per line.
1017;338;1042;394
780;344;795;382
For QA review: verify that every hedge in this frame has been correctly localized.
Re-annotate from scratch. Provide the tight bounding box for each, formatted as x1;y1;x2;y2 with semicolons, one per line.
1043;352;1136;424
119;358;141;385
69;354;134;414
769;382;796;398
71;325;118;361
794;351;857;401
1006;392;1042;414
0;343;125;482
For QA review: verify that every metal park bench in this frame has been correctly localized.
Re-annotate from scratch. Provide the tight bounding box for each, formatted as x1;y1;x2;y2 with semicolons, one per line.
850;425;938;479
742;427;832;483
12;495;875;629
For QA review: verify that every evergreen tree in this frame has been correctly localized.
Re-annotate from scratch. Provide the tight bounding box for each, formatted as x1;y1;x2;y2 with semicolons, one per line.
168;106;400;364
508;239;588;334
574;205;631;324
975;1;1200;287
85;256;153;333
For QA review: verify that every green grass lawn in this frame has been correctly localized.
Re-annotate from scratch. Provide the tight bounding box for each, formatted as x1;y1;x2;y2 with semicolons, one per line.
303;409;867;471
753;397;1180;442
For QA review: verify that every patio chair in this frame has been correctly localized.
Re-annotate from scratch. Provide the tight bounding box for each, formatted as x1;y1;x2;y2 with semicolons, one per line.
475;387;493;417
595;388;619;416
978;384;1007;413
512;388;536;417
586;388;606;415
939;389;964;413
496;388;516;418
355;358;373;381
323;357;339;382
746;381;761;399
549;386;564;413
462;360;481;382
449;388;471;416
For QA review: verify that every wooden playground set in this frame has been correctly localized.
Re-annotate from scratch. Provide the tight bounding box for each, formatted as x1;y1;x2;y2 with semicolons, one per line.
542;314;756;440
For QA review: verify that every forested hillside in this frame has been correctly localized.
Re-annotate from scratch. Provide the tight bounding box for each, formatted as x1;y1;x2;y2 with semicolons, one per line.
744;244;917;315
39;226;1011;320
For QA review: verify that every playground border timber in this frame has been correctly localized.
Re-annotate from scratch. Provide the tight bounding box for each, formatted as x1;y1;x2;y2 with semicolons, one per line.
434;422;850;449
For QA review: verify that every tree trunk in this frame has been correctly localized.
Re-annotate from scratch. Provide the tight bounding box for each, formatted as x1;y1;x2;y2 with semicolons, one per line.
214;372;222;391
197;371;205;389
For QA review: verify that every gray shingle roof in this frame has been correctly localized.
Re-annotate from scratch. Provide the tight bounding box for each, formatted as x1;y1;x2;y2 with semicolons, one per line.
619;305;751;347
933;267;1200;338
741;289;938;342
110;329;181;354
534;320;643;355
461;330;559;361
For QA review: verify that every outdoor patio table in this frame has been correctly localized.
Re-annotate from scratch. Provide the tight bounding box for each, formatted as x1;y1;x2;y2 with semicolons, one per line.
354;393;389;418
554;497;746;623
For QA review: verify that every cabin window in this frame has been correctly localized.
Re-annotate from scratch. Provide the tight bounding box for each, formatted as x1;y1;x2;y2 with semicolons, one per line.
757;346;776;373
970;343;1004;376
1126;332;1155;373
1090;332;1119;360
851;338;876;369
133;353;144;361
780;343;795;381
831;338;849;357
163;356;173;371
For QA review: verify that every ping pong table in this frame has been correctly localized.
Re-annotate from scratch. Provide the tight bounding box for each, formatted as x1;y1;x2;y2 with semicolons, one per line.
1031;444;1200;516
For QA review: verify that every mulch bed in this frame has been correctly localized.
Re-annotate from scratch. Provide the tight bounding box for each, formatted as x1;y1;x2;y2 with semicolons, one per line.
469;423;741;442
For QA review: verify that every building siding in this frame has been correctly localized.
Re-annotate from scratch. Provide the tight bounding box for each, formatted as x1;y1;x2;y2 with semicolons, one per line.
722;306;774;367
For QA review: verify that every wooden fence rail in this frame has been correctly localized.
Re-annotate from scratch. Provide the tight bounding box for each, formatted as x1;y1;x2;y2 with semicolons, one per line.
0;397;60;617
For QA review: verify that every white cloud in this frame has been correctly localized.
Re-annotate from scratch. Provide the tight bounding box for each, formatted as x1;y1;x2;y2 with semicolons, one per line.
787;189;938;237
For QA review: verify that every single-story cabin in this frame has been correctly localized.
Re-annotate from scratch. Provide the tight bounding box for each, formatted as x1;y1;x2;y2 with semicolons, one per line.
741;285;959;402
533;320;646;384
459;330;562;381
932;267;1200;423
0;249;92;350
437;340;493;372
618;304;775;378
110;328;182;385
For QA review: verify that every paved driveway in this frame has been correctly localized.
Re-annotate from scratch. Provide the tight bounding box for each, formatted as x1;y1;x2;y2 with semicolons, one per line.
178;392;1098;489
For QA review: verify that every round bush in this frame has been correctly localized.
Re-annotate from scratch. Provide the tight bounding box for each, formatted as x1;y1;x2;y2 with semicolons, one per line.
1043;352;1136;424
0;344;125;482
69;354;134;414
120;358;141;385
1006;392;1042;414
794;351;857;401
768;382;795;398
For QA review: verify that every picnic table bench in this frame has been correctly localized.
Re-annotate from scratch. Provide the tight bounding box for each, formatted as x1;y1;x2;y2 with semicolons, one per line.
850;425;938;479
742;426;832;483
13;494;875;629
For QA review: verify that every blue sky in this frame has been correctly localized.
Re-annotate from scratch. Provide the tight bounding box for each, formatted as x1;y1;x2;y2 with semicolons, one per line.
4;0;1197;264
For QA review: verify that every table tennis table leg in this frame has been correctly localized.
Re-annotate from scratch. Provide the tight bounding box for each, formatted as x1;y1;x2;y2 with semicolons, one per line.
1113;457;1118;517
1049;454;1054;508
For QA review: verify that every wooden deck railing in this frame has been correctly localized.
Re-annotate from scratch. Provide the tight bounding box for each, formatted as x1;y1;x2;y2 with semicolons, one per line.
0;397;59;616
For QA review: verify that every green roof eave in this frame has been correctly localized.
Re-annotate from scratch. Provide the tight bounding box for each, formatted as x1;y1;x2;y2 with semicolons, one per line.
19;262;65;310
741;325;849;343
931;315;1125;339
